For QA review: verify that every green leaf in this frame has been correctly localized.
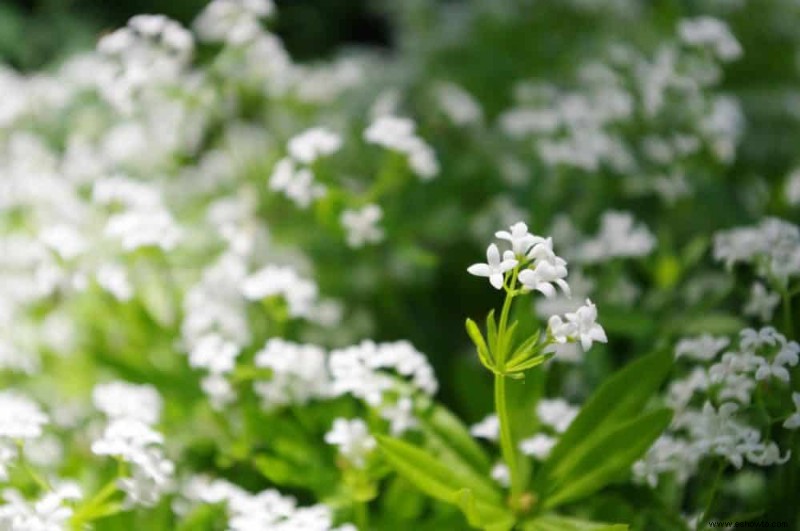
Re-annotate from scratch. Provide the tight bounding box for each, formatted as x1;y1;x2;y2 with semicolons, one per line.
542;408;673;509
538;349;672;484
422;404;492;472
376;435;502;503
456;489;516;531
523;514;628;531
506;329;542;367
486;309;498;355
505;352;553;373
466;318;494;370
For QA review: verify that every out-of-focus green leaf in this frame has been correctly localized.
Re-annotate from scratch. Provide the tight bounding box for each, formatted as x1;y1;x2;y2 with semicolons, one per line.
542;409;673;509
537;349;672;487
523;514;628;531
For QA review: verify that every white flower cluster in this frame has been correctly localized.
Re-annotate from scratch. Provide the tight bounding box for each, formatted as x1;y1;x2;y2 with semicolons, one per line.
469;221;570;297
432;81;483;126
270;128;342;209
91;381;174;507
340;204;385;248
324;418;376;468
182;476;354;531
329;340;437;435
713;217;800;285
574;211;656;264
254;339;330;408
364;115;440;180
0;483;82;531
635;328;799;487
0;392;49;480
194;0;275;45
497;19;743;200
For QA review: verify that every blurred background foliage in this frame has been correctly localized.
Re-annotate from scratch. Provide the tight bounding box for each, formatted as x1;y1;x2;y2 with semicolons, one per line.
0;0;391;69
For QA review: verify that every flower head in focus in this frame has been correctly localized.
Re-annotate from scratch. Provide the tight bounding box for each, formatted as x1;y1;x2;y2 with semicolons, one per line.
467;243;517;289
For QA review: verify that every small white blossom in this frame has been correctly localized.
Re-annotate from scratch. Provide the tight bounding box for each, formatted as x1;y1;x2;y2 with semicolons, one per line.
341;204;384;248
324;418;375;468
93;381;162;425
467;244;517;290
287;127;342;164
519;434;557;459
536;399;578;434
490;462;510;487
0;392;48;440
548;300;607;352
744;283;780;322
469;414;499;442
675;335;730;362
783;393;800;430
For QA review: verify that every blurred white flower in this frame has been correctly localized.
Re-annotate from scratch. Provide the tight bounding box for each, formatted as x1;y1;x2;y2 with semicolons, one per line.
341;204;384;248
324;418;375;468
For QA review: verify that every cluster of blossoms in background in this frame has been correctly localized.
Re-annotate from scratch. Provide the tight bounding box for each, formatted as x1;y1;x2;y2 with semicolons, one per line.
0;0;798;528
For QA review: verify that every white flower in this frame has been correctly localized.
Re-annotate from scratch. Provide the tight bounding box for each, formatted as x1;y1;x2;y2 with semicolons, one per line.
189;334;241;374
548;300;607;351
675;335;730;362
519;434;557;459
744;283;780;322
467;244;517;290
490;462;510;487
324;418;375;468
96;263;133;301
92;418;164;460
678;17;742;62
287;127;342;164
93;381;163;425
341;204;384;248
567;299;607;351
0;392;48;440
433;81;483;126
469;414;499;441
783;393;800;430
363;115;439;180
253;339;329;408
380;397;417;436
536;399;578;434
518;238;570;297
495;222;542;256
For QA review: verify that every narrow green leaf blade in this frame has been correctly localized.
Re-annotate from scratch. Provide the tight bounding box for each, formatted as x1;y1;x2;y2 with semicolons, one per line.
539;349;672;482
376;435;502;504
466;318;494;369
542;408;672;509
421;404;492;472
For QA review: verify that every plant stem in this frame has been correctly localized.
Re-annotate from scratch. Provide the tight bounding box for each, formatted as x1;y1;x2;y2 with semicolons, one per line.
495;373;520;499
355;501;368;530
696;460;725;530
782;291;794;339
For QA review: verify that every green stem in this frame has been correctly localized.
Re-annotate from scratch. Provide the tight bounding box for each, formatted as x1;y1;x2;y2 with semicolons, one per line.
355;500;368;530
696;460;725;530
782;291;794;339
497;268;519;367
495;373;520;499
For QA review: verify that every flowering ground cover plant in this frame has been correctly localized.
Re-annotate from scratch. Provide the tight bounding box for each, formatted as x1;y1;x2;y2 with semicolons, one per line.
1;0;800;529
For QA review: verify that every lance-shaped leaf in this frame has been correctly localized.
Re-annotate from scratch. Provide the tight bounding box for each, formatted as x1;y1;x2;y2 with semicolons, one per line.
537;349;672;485
505;329;542;368
421;404;491;472
457;489;515;531
376;435;508;525
541;408;673;509
486;309;498;355
466;318;495;371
